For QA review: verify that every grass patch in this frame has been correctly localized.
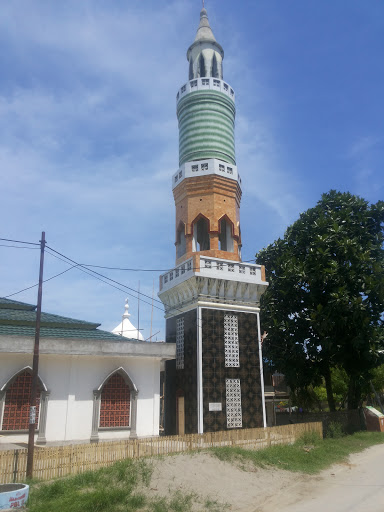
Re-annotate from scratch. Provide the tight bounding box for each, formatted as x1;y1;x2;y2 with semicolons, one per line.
28;458;152;512
211;431;384;474
27;456;229;512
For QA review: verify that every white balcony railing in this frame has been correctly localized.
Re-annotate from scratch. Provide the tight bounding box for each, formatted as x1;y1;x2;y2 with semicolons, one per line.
160;256;264;292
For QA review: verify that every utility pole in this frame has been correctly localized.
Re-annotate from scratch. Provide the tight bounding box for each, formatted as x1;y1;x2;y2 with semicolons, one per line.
26;231;46;479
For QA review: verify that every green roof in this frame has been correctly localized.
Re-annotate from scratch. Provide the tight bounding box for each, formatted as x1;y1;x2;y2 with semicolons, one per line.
0;324;128;340
0;298;138;342
0;308;100;329
0;297;36;310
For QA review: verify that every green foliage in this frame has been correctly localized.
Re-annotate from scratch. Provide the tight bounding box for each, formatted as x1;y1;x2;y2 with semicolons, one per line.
371;364;384;392
212;431;384;474
256;191;384;409
326;421;345;439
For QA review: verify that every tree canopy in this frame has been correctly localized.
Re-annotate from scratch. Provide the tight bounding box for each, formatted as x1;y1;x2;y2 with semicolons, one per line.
256;191;384;410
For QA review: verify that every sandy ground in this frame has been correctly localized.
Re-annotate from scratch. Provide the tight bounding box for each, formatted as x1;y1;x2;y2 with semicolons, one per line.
147;444;384;512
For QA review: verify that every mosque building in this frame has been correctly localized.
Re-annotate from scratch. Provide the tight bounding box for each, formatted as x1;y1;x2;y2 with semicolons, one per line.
159;6;269;435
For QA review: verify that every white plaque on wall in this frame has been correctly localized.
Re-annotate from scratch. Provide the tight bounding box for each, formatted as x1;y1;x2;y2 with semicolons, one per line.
209;402;222;412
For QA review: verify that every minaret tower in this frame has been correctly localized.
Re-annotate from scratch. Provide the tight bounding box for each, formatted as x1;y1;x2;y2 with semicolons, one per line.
159;6;268;435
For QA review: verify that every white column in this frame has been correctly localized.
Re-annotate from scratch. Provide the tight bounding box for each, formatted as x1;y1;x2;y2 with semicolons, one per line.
257;312;267;428
197;306;203;433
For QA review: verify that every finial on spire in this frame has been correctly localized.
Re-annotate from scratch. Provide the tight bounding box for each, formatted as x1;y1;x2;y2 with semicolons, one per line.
202;0;205;8
123;298;130;318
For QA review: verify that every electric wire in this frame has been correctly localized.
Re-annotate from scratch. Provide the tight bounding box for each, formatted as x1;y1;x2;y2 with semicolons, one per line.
3;264;79;299
0;244;40;250
45;249;166;312
0;237;40;246
46;245;167;308
44;247;265;336
45;246;269;330
1;237;263;335
78;256;259;272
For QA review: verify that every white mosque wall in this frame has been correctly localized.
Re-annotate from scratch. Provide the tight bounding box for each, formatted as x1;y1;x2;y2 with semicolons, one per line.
0;352;162;444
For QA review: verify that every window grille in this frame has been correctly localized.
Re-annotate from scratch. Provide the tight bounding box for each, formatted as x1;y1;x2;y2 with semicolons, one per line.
175;175;178;183
179;171;182;178
226;378;242;428
204;260;212;268
224;83;229;91
213;79;220;87
201;163;208;171
239;265;245;274
191;80;197;87
250;268;256;276
227;167;233;174
230;89;234;96
2;371;41;430
176;317;185;370
100;373;130;428
192;165;198;172
224;314;240;367
170;272;173;281
217;262;224;271
175;269;179;277
202;79;209;85
187;261;192;271
164;274;168;283
181;85;186;93
228;264;235;272
181;265;185;275
219;164;225;172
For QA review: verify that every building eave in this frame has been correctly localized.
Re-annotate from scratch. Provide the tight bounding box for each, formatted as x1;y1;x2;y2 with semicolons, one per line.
0;335;176;360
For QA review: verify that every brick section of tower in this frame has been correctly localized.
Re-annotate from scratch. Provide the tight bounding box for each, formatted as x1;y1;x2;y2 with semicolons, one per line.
174;174;242;264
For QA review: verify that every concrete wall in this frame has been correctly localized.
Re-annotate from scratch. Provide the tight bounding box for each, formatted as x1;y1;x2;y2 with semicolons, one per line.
0;353;161;444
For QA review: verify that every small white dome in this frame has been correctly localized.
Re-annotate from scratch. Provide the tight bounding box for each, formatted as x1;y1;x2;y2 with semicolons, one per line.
112;299;144;341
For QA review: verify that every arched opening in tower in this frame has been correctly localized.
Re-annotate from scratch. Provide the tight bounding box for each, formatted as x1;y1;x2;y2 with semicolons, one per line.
176;223;187;258
189;58;194;80
193;217;210;251
212;54;218;78
219;217;234;252
199;53;206;78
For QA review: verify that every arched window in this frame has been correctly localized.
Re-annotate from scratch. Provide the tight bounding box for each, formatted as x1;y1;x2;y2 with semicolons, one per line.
219;217;234;252
199;54;206;78
1;370;41;430
100;373;130;428
176;223;186;259
193;217;210;251
0;367;49;442
91;368;138;442
212;54;219;78
189;58;194;80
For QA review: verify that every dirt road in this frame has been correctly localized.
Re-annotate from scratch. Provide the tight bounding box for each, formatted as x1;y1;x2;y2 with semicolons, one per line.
263;444;384;512
148;444;384;512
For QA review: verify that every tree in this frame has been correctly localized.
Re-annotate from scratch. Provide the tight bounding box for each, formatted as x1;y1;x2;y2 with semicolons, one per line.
256;191;384;410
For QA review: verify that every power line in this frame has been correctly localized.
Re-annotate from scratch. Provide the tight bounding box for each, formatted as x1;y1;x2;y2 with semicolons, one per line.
45;249;166;312
0;237;40;246
46;245;167;308
81;264;174;272
0;244;40;250
3;264;79;299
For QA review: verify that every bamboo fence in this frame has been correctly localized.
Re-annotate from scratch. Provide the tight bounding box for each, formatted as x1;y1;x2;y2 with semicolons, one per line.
0;422;322;483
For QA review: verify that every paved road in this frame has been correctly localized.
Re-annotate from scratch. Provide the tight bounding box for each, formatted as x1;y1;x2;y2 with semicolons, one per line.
275;444;384;512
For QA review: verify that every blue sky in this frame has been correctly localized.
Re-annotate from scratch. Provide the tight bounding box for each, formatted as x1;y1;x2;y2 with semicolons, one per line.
1;0;383;340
